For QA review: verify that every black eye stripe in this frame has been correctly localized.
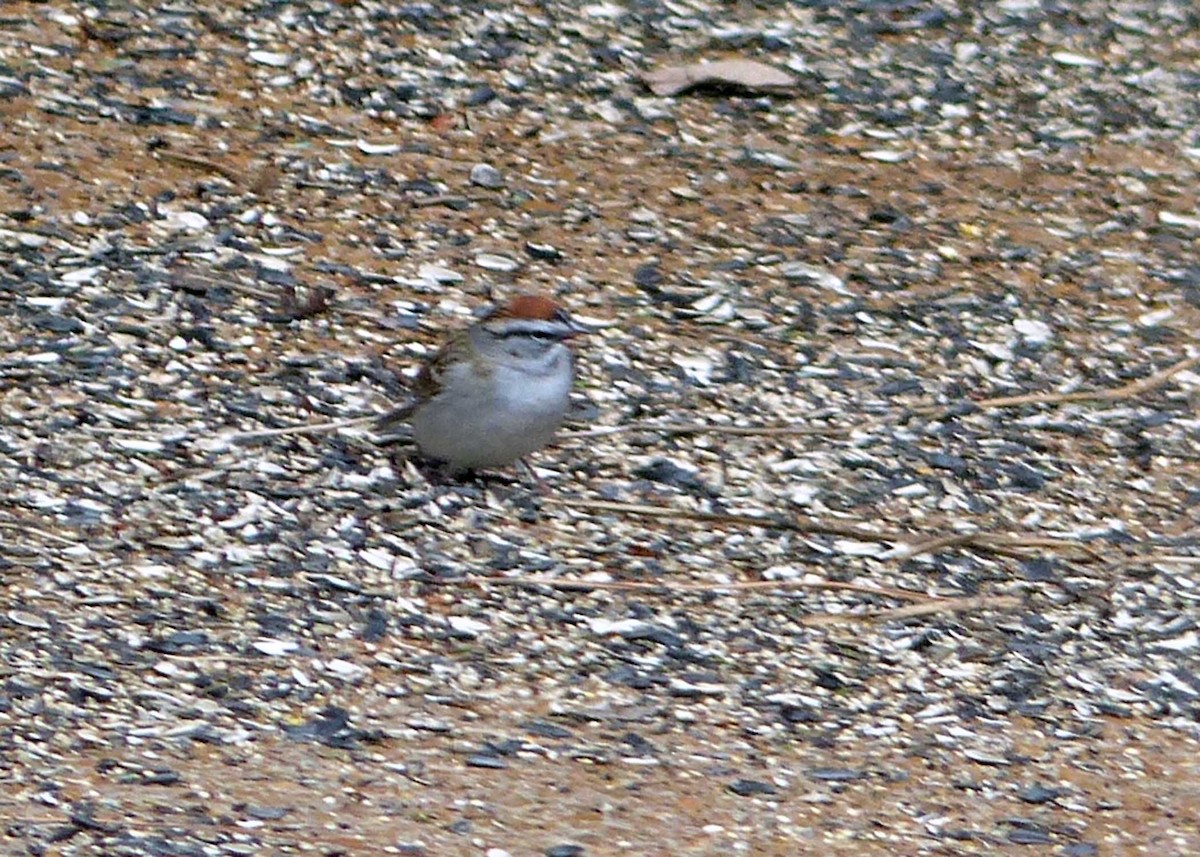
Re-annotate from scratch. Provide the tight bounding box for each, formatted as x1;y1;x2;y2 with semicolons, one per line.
502;329;558;339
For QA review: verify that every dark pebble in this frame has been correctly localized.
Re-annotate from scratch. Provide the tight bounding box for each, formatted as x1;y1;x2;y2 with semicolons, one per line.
1006;462;1048;490
45;825;81;843
873;376;926;396
140;768;181;786
361;608;388;642
524;720;573;739
1007;827;1053;845
927;452;968;475
525;241;562;261
1017;784;1063;804
466;754;508;769
632;458;708;493
29;313;84;334
806;767;866;782
943;828;983;841
545;846;584;857
633;263;662;290
728;779;778;797
1019;558;1059;582
619;623;682;648
466;84;496;106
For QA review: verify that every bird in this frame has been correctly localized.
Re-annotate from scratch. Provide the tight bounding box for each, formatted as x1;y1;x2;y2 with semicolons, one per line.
375;294;587;475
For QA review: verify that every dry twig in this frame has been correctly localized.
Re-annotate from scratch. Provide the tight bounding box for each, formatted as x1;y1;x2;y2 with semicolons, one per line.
455;575;934;603
223;416;376;442
911;352;1199;416
546;498;1099;563
800;595;1024;626
563;421;850;440
155;150;242;182
547;497;887;541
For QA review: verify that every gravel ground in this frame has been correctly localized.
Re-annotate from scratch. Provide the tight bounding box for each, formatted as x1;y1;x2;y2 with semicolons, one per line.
2;1;1200;854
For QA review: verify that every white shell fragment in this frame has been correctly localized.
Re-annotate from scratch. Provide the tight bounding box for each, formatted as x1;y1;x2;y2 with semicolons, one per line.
1051;51;1102;67
860;149;913;162
1013;319;1053;346
252;639;300;656
474;253;520;272
249;50;291;67
1158;211;1200;229
780;262;849;294
356;140;402;155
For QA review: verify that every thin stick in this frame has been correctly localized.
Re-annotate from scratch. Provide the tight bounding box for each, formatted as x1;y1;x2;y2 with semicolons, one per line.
454;575;934;602
1148;555;1200;566
800;595;1023;626
973;353;1199;410
409;194;487;208
974;533;1104;561
545;497;887;541
547;498;1102;564
223;416;377;442
0;521;80;545
891;533;1104;564
156;150;242;182
884;533;978;561
562;422;851;440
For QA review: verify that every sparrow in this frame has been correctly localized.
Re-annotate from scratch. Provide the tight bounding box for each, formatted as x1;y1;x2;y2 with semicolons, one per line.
376;294;587;474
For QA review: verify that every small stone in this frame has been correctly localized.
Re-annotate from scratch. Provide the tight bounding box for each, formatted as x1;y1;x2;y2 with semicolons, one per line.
1013;318;1053;346
545;846;584;857
474;253;519;273
447;616;489;637
780;262;848;294
357;140;402;155
1158;211;1200;229
861;149;912;162
164;210;209;231
1152;631;1198;652
417;263;463;284
470;163;504;188
249;50;290;67
1138;308;1174;327
525;241;562;261
807;768;866;782
1051;51;1101;67
467;754;508;769
964;748;1011;766
8;611;50;630
109;438;166;454
252;639;299;656
1017;784;1064;804
728;779;778;797
61;266;101;284
1007;826;1053;845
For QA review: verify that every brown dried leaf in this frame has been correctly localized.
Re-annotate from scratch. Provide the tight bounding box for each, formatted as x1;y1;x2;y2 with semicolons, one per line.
641;59;798;97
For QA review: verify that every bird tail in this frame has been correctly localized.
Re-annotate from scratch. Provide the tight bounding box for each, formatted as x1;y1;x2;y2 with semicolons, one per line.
372;402;417;441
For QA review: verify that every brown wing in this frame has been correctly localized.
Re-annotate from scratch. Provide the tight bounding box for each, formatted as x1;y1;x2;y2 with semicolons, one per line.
374;335;462;432
412;331;468;403
410;350;444;401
